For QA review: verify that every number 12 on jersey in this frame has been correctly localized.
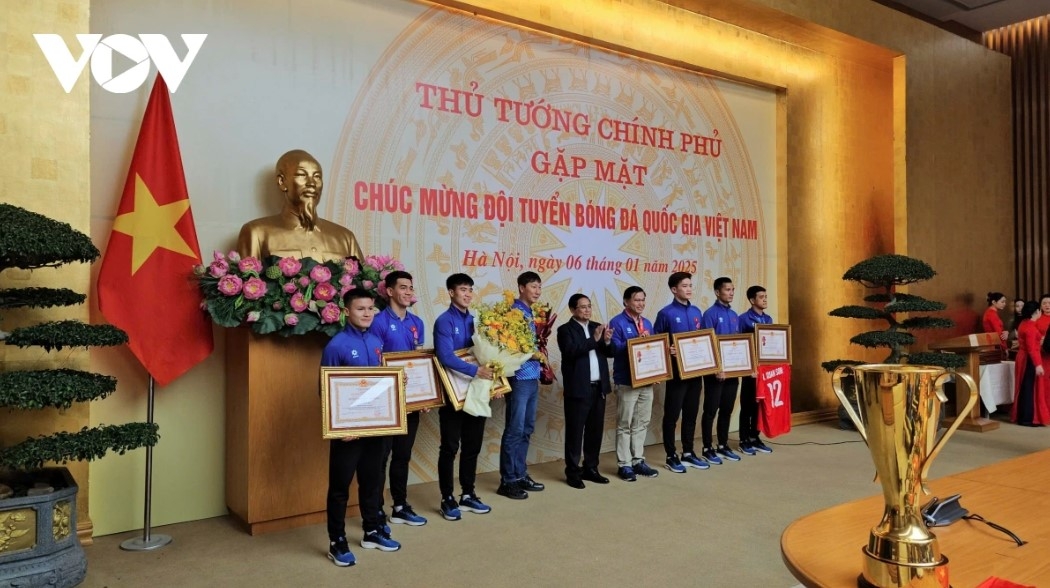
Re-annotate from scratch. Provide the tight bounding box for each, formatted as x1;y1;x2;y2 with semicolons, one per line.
757;364;791;437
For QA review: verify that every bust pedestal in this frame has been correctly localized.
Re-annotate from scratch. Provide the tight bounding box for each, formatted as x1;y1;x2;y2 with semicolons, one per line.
225;328;358;534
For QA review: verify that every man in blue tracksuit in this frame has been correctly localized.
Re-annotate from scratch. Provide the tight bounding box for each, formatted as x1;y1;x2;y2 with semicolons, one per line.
738;285;774;456
321;289;400;567
653;271;709;473
700;276;742;465
370;270;428;526
433;273;494;521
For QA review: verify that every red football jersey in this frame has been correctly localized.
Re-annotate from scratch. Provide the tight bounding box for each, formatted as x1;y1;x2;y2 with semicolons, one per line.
757;364;791;437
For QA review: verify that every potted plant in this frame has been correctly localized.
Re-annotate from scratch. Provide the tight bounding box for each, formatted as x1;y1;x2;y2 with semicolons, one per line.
0;203;159;587
822;254;965;429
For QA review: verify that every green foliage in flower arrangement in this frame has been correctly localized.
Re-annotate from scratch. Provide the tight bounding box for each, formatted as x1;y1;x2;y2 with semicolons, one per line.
0;204;157;475
196;251;407;337
197;253;351;337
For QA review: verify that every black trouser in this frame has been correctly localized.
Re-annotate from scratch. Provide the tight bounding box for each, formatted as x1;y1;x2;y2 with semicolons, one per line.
327;436;390;541
701;375;739;448
662;375;702;456
738;376;759;442
438;404;487;498
1016;361;1036;425
564;384;607;477
379;411;420;508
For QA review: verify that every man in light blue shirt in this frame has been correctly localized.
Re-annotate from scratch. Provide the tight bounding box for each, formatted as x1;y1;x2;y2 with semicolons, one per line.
498;271;545;500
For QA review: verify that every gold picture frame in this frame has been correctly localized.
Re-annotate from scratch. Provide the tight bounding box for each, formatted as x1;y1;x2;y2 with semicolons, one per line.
626;333;673;387
716;334;757;378
755;324;792;365
320;366;407;439
672;329;721;379
435;348;511;411
382;348;446;412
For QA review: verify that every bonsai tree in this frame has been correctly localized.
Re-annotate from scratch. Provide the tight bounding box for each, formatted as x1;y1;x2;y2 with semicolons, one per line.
821;254;965;428
0;203;158;476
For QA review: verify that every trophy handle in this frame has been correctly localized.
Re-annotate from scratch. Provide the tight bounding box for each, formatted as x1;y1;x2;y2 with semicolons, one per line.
832;365;866;442
921;371;978;485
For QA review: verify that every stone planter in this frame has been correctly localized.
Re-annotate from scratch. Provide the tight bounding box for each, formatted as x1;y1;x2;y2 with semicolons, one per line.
0;468;86;588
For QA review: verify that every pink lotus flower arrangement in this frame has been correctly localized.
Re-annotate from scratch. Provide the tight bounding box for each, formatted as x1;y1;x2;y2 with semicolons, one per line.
354;254;407;304
194;251;404;337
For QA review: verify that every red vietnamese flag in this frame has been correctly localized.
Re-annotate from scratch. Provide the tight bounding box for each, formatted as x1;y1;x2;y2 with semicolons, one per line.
97;75;213;386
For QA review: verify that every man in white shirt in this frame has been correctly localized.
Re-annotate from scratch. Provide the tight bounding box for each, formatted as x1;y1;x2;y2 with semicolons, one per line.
555;294;614;488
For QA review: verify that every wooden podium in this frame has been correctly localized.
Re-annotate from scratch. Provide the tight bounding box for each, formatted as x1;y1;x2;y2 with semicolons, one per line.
928;332;1002;432
225;328;359;534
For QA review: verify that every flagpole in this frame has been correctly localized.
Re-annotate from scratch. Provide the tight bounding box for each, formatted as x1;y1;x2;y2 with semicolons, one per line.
120;376;172;551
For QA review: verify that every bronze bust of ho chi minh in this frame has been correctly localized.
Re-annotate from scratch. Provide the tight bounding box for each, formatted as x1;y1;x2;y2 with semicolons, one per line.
237;149;362;262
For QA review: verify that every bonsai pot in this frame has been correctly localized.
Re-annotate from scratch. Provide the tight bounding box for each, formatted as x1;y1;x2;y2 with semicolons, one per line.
0;467;86;588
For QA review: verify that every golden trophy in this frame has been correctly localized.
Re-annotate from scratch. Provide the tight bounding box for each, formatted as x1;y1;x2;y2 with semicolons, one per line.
833;364;977;588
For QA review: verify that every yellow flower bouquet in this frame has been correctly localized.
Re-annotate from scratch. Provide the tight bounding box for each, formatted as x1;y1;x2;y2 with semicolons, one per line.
463;291;537;417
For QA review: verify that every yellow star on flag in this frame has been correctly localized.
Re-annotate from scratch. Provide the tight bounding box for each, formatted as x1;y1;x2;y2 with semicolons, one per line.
112;173;195;274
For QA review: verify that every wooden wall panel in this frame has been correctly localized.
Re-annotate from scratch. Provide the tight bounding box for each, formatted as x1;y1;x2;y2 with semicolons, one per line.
436;0;1013;413
987;17;1050;300
746;0;1014;355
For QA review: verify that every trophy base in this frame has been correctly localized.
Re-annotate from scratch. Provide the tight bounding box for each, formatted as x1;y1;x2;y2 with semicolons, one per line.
858;552;950;588
858;575;951;588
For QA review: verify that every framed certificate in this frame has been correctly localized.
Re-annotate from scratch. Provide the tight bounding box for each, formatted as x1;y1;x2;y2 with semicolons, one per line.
672;329;721;379
626;333;673;387
755;324;792;364
383;349;445;412
320;366;407;439
436;348;511;411
717;334;757;378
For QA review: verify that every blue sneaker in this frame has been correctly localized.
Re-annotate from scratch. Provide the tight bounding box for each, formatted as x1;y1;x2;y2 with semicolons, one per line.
391;504;427;526
617;466;637;482
739;441;757;456
440;496;462;521
633;460;659;478
459;493;491;514
753;439;773;454
681;452;710;470
665;454;686;473
716;445;741;462
701;447;723;465
377;509;391;534
328;537;356;567
361;529;401;552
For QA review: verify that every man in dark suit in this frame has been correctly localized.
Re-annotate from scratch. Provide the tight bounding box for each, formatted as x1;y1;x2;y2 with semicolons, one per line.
556;293;614;489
